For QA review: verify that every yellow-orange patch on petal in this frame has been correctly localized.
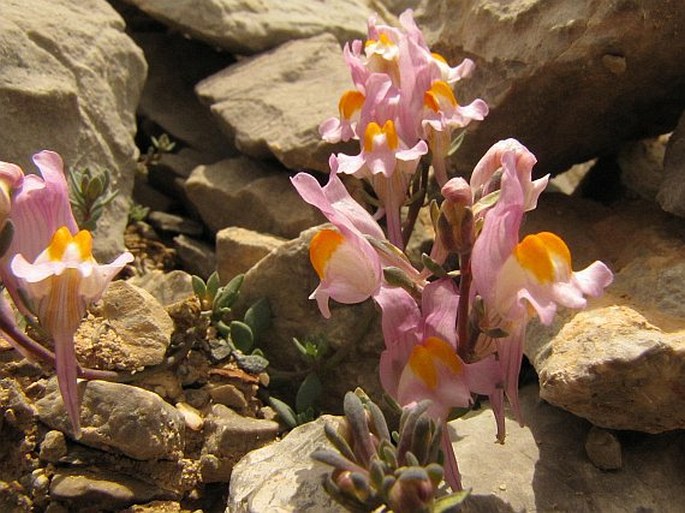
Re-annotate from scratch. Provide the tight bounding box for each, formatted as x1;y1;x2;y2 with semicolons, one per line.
514;232;571;283
424;81;458;112
408;336;462;390
73;230;93;259
46;226;73;261
363;121;399;152
309;229;344;279
338;90;365;120
381;120;399;150
408;344;437;389
431;52;448;64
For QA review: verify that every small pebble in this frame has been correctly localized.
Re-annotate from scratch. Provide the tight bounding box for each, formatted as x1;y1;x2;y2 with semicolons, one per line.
40;430;67;463
585;425;622;470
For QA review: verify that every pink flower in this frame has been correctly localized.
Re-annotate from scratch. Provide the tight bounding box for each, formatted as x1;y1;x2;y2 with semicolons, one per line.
291;167;383;318
470;138;549;213
0;150;133;436
470;146;613;436
376;279;500;491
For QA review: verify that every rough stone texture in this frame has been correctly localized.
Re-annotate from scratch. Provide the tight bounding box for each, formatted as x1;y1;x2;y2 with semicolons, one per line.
128;269;195;307
36;378;185;460
0;0;147;259
75;281;174;372
49;469;173;511
130;30;237;161
452;386;685;513
172;234;217;281
416;0;685;178
585;426;622;471
232;225;386;411
523;194;685;433
184;157;324;237
200;404;280;483
617;135;668;203
216;227;285;283
226;415;347;513
195;34;357;173
120;0;378;55
659;110;685;216
228;390;685;513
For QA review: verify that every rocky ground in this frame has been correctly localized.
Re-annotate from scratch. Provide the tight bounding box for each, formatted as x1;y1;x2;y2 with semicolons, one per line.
0;0;684;512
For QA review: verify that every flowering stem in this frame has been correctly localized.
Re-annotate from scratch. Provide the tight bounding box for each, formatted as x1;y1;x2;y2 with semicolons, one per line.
456;251;473;361
402;162;429;248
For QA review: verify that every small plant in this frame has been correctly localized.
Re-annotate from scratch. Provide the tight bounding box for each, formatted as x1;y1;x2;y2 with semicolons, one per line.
312;389;468;513
128;202;150;223
68;166;118;231
268;334;350;428
192;271;271;372
138;133;176;174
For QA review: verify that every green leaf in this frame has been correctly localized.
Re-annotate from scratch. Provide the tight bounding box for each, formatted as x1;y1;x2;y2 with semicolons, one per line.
191;275;207;298
244;298;271;340
296;372;322;413
230;320;254;353
206;272;220;301
432;489;470;513
215;320;231;338
471;189;501;217
215;273;244;309
268;397;298;428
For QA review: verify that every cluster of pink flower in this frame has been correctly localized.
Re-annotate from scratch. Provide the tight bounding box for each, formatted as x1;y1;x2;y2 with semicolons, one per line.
320;10;488;248
292;11;613;491
0;151;132;437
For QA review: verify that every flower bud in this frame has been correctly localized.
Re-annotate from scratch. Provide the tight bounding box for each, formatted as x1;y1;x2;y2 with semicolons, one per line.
437;199;474;255
387;467;435;513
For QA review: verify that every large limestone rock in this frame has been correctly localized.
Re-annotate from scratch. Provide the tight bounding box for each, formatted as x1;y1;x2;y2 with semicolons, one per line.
216;227;285;283
226;415;347;513
36;379;185;460
0;0;147;258
120;0;379;55
184;157;324;237
416;0;685;177
523;194;685;433
195;34;356;173
227;387;685;513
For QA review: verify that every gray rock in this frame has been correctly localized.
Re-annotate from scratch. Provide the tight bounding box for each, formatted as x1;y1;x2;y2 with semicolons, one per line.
39;430;67;464
173;234;216;281
228;388;685;513
147;211;204;237
74;280;174;372
201;404;280;482
121;0;377;55
184;157;324;237
216;227;285;282
128;269;195;307
36;378;185;460
49;469;173;511
452;386;684;513
131;31;236;160
585;426;622;471
415;0;685;178
195;34;356;173
659;111;685;216
226;415;347;513
617;135;668;203
0;0;146;259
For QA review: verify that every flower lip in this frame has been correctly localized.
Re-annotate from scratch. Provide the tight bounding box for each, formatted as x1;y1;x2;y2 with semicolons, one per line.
363;120;399;152
408;336;463;390
338;90;365;120
309;228;344;279
514;231;571;283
